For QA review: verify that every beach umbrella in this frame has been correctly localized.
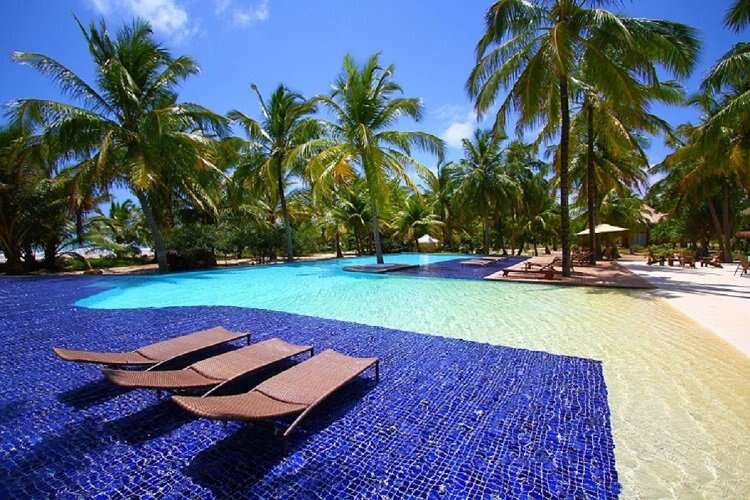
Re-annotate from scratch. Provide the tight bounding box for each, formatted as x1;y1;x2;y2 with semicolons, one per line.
575;223;628;236
417;234;439;244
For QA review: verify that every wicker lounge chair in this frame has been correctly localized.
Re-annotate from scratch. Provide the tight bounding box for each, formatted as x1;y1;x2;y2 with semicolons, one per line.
102;338;312;394
53;326;249;369
502;266;555;280
461;259;493;266
172;349;379;437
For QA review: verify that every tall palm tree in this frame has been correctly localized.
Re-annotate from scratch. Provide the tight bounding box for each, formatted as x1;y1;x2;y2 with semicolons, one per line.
309;54;444;264
467;0;698;275
422;160;458;249
11;18;228;272
570;81;685;261
454;129;519;254
228;85;321;261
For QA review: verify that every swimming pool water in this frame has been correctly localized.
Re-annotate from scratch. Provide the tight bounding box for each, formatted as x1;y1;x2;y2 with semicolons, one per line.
76;254;750;498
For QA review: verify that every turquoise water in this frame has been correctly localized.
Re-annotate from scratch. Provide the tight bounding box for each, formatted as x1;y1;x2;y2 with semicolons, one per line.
77;253;750;498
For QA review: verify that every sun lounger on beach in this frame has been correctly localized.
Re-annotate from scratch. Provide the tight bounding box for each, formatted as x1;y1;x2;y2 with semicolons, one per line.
53;326;249;368
102;338;312;394
172;349;379;437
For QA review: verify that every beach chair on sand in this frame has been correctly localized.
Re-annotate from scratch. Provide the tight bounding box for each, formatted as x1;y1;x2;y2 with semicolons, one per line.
735;255;750;276
679;250;697;268
102;338;313;395
172;350;379;437
53;326;249;369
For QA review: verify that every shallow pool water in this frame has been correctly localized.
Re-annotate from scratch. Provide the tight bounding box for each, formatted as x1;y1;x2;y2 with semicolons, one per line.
78;254;750;499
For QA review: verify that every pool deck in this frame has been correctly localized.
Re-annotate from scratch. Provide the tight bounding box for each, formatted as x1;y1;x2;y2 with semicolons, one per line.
484;256;653;289
621;260;750;358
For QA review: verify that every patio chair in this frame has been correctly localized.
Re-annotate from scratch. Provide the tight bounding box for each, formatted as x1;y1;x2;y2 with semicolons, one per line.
679;250;697;268
172;349;379;437
53;326;249;369
102;338;313;395
735;255;749;276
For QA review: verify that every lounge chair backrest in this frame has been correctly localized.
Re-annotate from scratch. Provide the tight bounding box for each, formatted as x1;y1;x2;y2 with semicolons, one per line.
191;338;310;380
255;349;377;405
137;326;240;359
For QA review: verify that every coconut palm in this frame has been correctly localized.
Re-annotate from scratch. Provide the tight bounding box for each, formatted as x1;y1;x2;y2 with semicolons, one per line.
308;54;444;264
453;129;519;255
702;0;750;133
394;195;443;251
467;0;698;274
422;161;459;249
228;85;322;261
11;18;228;272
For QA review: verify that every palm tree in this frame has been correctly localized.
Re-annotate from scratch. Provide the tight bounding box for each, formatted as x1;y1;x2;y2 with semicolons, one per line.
11;18;228;272
394;195;443;251
422;160;458;249
701;0;750;141
309;54;444;264
467;0;698;275
228;85;321;261
454;129;519;255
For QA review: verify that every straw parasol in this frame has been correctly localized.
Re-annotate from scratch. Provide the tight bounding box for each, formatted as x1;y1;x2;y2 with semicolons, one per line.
576;223;628;236
417;234;439;244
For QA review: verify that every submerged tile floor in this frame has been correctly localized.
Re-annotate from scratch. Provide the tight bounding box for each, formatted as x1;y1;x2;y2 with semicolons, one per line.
393;256;528;280
0;277;619;498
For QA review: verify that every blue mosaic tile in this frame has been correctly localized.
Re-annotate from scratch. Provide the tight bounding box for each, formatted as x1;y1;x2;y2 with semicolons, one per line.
394;256;529;280
0;276;620;498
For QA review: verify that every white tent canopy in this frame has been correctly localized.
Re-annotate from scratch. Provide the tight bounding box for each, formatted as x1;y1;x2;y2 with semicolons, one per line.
576;224;628;236
417;234;439;244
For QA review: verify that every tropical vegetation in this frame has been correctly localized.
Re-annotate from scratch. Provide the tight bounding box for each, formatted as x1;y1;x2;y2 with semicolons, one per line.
1;3;749;275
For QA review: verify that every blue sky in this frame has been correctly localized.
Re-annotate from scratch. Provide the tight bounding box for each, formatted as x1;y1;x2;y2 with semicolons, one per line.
0;0;744;198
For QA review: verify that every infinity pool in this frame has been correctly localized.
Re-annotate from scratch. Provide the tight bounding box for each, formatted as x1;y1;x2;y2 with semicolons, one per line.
78;254;750;499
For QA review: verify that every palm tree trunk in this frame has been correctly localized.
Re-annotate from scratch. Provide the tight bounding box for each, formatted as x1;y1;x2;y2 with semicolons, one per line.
364;165;385;264
706;198;727;261
276;160;294;262
559;76;572;277
482;215;491;254
335;227;343;258
136;190;168;273
2;246;23;274
586;102;598;265
720;182;733;262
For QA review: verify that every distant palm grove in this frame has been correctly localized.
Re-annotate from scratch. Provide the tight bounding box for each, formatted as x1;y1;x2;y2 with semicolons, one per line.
1;0;749;275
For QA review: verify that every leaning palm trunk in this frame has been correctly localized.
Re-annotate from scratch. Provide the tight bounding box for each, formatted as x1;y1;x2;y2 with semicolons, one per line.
720;183;733;262
586;103;598;264
482;215;491;254
368;190;384;264
559;76;572;277
363;158;385;264
276;161;294;262
135;191;168;272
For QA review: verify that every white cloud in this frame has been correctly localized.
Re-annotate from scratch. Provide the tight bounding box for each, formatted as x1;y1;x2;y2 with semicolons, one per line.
440;109;478;149
87;0;196;42
214;0;270;26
